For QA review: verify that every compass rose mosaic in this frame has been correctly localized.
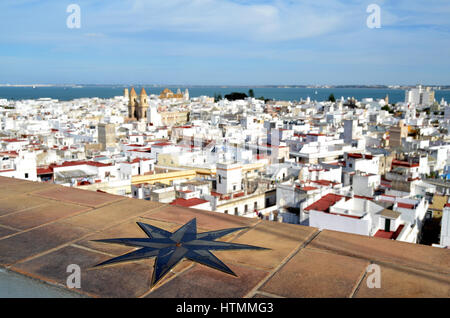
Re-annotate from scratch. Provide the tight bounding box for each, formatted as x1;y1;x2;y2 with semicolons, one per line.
93;218;268;286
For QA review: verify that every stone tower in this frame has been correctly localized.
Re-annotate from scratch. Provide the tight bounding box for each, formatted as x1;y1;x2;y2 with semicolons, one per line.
98;123;116;151
128;87;149;121
128;87;137;120
138;88;149;121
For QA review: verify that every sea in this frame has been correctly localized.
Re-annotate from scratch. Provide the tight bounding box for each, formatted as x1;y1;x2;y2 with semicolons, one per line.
1;86;450;104
0;268;82;298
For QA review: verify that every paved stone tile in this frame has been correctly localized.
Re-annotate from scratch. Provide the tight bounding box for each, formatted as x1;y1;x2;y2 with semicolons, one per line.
307;229;450;274
355;264;450;298
252;293;273;298
0;202;90;230
0;176;24;185
260;248;369;298
0;179;57;194
216;220;318;270
0;194;55;216
0;225;17;238
0;222;92;266
12;245;153;298
143;205;259;230
145;263;269;298
32;186;126;208
76;218;182;256
252;292;282;298
0;177;35;188
60;198;163;231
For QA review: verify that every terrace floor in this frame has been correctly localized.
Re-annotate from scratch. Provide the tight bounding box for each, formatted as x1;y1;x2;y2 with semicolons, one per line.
0;176;448;298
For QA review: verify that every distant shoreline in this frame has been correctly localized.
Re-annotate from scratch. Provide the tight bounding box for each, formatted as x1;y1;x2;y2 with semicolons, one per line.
1;84;449;90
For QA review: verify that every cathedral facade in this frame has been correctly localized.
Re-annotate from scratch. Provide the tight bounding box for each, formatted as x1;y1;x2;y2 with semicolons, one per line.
127;87;149;121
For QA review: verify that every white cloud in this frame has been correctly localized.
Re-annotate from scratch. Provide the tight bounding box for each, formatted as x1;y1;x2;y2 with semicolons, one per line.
85;0;362;41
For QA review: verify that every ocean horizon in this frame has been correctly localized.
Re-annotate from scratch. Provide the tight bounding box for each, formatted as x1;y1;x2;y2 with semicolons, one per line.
1;86;450;104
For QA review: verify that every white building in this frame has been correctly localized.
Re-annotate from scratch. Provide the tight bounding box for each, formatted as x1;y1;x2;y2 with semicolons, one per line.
405;85;435;107
440;204;450;247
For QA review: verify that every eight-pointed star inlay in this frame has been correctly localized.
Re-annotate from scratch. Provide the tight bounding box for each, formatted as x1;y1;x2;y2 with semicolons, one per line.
92;218;268;286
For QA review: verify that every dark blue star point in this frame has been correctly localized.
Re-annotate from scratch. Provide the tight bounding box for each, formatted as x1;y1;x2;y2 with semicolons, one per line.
92;218;268;286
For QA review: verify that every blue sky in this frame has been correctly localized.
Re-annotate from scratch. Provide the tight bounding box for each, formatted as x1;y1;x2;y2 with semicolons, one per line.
1;0;450;85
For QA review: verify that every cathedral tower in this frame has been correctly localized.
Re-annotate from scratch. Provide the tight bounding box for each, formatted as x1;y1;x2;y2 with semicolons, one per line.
138;88;149;121
128;87;138;119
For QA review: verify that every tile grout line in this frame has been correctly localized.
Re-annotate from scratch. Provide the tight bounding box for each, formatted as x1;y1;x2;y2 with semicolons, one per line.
349;261;371;298
243;229;322;298
138;262;196;298
70;243;117;257
304;244;450;277
8;204;168;268
0;202;50;218
253;291;286;298
29;191;127;209
0;197;162;242
0;223;22;232
0;206;93;241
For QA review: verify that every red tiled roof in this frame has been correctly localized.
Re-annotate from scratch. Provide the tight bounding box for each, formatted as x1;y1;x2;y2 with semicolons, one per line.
347;153;373;160
37;168;53;175
300;186;318;192
354;195;374;201
233;192;245;198
304;193;345;212
174;125;193;129
311;180;339;187
374;224;405;240
392;160;419;168
0;151;19;157
51;161;112;168
152;142;172;147
329;212;362;219
2;138;26;143
307;133;325;136
170;198;209;207
397;202;414;209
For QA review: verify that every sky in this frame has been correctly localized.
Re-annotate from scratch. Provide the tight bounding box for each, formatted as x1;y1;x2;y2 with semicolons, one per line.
1;0;450;85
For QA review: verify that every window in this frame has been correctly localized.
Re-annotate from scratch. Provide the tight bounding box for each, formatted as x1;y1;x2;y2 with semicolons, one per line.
234;207;238;215
25;173;29;179
254;202;258;209
233;185;236;191
219;175;222;184
384;218;391;232
224;210;228;214
245;204;248;213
